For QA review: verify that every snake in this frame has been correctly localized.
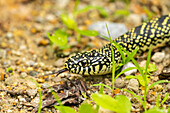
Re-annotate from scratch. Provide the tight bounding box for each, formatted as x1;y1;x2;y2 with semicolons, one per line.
55;14;170;77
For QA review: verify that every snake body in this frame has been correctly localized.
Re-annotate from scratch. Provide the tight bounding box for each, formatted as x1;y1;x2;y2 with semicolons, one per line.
64;14;170;76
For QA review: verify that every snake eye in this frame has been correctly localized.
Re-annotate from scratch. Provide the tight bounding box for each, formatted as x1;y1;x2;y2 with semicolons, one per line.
81;60;87;67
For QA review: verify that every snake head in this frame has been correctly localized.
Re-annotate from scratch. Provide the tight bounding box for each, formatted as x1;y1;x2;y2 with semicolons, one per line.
65;49;112;76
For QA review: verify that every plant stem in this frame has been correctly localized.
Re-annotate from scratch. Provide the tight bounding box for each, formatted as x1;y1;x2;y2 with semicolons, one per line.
105;24;115;93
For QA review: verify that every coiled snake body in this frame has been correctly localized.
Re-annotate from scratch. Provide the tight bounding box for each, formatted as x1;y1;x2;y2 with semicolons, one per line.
58;14;170;76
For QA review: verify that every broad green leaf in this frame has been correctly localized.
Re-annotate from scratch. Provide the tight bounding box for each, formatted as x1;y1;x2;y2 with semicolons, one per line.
76;29;98;36
61;14;77;29
54;106;76;113
92;93;118;111
92;93;131;113
136;75;149;86
78;103;95;113
47;29;69;49
114;95;131;113
144;107;166;113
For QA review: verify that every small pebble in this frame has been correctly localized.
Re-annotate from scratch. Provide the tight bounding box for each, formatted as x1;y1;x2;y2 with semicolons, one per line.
0;49;7;59
126;14;142;26
127;79;139;93
20;72;28;78
151;52;165;63
54;58;65;67
36;78;45;83
6;32;14;39
121;62;137;76
26;89;37;97
153;84;163;92
166;83;170;92
114;78;125;88
18;96;26;103
88;21;127;40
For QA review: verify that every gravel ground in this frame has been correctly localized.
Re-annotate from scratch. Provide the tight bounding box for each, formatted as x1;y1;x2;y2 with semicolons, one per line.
0;0;169;113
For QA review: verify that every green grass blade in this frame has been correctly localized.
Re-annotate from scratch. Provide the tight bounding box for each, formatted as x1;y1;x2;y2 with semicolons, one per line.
160;92;169;105
115;67;137;80
156;94;160;108
122;89;144;107
106;24;115;91
147;80;170;92
28;79;42;113
92;84;112;90
145;48;151;76
125;47;139;64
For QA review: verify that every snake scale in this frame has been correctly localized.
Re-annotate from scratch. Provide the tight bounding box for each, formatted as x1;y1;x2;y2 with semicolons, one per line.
56;14;170;77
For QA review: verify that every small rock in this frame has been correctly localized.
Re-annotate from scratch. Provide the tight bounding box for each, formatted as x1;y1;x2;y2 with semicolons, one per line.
139;60;146;68
0;49;7;59
20;72;28;78
18;96;26;103
26;89;37;97
25;81;37;89
6;32;13;39
35;16;44;23
55;0;70;9
27;67;34;71
166;83;170;92
114;78;125;88
5;76;18;85
154;84;163;92
121;62;137;76
54;58;65;67
46;14;56;22
127;79;139;93
12;50;22;56
39;38;49;46
151;52;165;63
126;14;142;26
88;21;127;40
36;78;45;83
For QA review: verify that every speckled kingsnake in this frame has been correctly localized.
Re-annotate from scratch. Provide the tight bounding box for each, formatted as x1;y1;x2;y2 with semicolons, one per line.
56;14;170;76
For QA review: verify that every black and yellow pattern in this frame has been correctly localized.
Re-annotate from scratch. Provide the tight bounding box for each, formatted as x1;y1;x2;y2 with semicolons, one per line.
65;14;170;76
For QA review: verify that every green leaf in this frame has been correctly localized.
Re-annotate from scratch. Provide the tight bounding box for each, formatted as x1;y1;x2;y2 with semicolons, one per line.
47;29;69;49
76;29;99;36
54;106;76;113
78;103;95;113
144;107;166;113
61;14;77;29
74;6;108;17
114;95;131;113
114;9;130;16
92;93;131;113
125;75;137;79
146;63;157;73
125;47;139;64
136;75;149;86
